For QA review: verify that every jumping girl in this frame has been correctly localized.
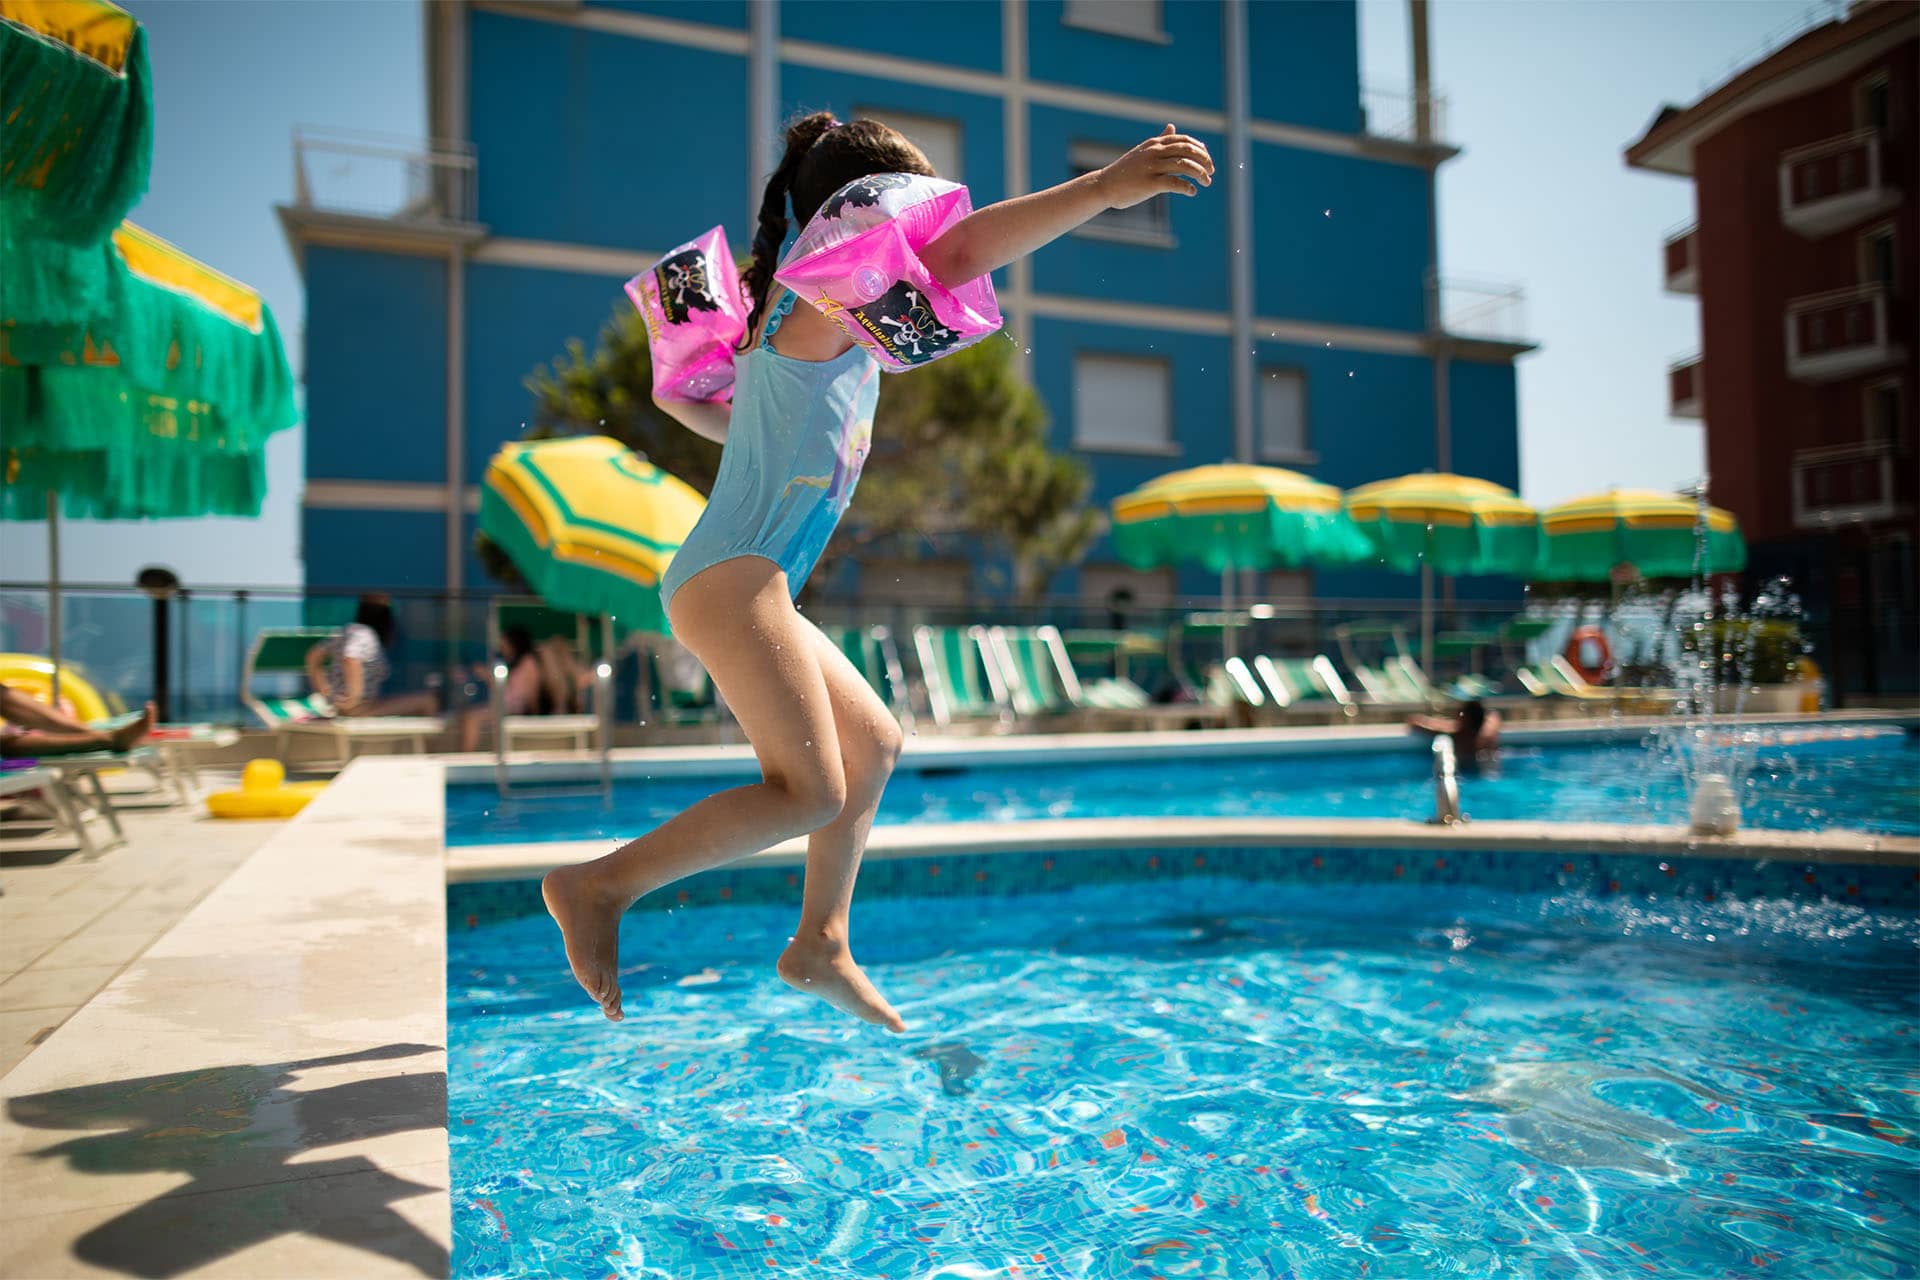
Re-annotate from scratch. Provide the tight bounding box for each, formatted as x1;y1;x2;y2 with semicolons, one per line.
544;113;1213;1031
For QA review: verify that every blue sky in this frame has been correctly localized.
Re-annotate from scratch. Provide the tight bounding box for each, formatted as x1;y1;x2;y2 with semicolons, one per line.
1;0;1827;589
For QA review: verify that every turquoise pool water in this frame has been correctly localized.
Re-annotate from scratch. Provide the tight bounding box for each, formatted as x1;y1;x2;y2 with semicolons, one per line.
449;874;1920;1278
445;732;1920;846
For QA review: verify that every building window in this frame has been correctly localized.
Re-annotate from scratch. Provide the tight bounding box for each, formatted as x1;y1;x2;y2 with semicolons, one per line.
1074;354;1173;453
1069;142;1174;246
854;107;963;182
1062;0;1168;43
1258;367;1312;463
1859;224;1896;288
1865;379;1902;447
1857;72;1891;131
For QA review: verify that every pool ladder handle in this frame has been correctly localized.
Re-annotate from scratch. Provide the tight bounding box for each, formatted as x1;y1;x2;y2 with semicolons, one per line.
1429;734;1466;827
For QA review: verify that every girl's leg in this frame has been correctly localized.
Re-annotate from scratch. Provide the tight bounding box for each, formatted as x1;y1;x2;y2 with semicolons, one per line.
542;557;878;1024
774;621;905;1027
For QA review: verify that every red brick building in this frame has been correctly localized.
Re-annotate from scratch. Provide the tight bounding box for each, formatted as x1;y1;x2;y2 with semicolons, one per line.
1627;0;1916;697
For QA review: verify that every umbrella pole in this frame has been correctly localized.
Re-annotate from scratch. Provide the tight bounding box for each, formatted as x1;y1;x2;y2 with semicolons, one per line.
1420;560;1434;680
1220;566;1236;663
47;494;62;707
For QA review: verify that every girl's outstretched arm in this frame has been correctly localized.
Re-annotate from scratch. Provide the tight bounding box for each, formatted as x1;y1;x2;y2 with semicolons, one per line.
921;124;1213;287
654;397;731;444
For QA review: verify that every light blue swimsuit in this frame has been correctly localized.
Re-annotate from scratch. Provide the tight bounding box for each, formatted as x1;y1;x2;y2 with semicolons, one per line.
659;291;881;610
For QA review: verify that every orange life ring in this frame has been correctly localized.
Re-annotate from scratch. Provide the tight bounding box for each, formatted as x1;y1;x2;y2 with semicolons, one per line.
1564;626;1612;684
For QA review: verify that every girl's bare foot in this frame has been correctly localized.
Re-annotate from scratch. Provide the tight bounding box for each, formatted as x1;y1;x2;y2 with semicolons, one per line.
542;864;629;1021
109;703;156;752
777;933;907;1033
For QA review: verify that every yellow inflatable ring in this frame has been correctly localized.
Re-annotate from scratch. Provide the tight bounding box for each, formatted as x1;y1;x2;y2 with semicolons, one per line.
0;654;113;724
207;759;328;820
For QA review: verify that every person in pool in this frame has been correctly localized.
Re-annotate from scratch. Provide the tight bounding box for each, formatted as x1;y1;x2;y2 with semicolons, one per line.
543;113;1214;1031
1408;699;1502;769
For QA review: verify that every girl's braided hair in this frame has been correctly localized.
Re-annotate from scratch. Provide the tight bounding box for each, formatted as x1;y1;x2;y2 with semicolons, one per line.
737;111;935;351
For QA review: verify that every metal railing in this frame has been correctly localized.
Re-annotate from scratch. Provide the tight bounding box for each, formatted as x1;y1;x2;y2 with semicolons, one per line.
1361;85;1449;144
1432;275;1530;344
291;126;478;225
1429;735;1463;826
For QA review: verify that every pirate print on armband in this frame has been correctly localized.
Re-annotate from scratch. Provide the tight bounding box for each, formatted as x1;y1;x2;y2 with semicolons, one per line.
821;172;917;222
849;281;961;366
651;248;723;324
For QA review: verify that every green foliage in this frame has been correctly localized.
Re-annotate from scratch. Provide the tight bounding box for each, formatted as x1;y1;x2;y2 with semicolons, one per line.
848;335;1102;601
477;308;1101;601
1682;619;1807;685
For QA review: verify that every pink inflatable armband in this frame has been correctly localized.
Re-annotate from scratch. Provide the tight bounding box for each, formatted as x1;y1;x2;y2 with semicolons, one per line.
773;173;1001;372
626;226;747;403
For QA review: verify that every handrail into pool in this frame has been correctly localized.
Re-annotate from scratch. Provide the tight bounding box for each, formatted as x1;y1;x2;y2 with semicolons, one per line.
1430;735;1464;827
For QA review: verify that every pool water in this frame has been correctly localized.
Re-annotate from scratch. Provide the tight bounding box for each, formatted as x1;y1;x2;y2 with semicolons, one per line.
445;733;1920;846
449;876;1920;1278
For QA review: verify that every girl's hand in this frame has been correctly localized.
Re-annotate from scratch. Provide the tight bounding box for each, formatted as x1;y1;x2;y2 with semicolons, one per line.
1095;124;1214;208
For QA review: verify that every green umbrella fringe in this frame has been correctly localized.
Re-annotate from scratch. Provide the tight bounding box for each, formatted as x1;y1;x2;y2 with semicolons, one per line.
0;19;152;246
2;292;298;450
2;443;267;520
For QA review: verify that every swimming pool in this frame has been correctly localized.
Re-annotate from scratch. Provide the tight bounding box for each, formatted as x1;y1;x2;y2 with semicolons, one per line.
448;867;1920;1278
445;731;1920;846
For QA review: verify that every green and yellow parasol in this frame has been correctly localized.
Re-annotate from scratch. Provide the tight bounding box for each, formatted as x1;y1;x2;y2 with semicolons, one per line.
480;435;707;635
1111;463;1368;574
2;222;300;519
1537;489;1746;583
1344;472;1538;575
1344;472;1539;674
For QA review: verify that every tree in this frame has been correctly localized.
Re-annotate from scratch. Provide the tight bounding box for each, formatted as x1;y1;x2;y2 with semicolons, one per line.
847;334;1102;601
479;305;1101;603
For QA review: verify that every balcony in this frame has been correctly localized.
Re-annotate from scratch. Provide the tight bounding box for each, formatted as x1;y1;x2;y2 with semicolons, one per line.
1785;282;1906;382
1779;129;1900;238
1668;353;1704;418
281;127;482;247
1663;222;1698;293
1792;438;1901;529
1432;275;1531;347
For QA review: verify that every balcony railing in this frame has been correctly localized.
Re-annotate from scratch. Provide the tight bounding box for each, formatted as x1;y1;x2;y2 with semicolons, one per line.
1779;128;1899;238
1793;438;1901;528
1663;222;1698;294
1361;85;1449;145
1668;353;1703;419
1785;282;1906;382
290;126;478;226
1432;275;1529;345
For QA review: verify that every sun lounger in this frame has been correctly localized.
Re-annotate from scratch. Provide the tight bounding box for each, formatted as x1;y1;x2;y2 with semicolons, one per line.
1252;654;1360;721
822;624;916;734
911;625;1012;731
242;629;442;768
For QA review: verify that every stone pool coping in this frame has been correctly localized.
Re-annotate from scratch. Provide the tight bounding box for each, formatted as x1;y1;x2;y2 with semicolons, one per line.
4;712;1915;1276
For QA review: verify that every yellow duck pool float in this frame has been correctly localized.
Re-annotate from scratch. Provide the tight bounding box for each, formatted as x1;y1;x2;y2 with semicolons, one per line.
207;759;327;820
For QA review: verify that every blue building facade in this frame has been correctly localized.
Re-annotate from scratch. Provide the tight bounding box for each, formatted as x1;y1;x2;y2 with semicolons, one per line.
284;0;1531;607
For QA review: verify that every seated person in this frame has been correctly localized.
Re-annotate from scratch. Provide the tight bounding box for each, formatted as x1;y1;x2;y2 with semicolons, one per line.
534;635;594;715
0;683;154;757
304;596;439;718
458;627;544;752
1407;698;1501;768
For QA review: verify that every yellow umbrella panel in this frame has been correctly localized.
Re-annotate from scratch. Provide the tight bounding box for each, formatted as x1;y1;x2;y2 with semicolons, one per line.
481;435;706;633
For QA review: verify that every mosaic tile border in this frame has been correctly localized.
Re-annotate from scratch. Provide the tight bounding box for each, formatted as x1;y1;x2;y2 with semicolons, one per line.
447;842;1920;930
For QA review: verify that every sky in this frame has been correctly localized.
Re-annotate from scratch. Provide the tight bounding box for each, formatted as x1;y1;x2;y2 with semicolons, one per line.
2;0;1834;590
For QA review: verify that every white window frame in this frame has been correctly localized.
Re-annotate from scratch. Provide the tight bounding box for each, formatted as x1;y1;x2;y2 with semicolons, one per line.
1067;141;1175;248
1257;366;1315;465
1855;70;1892;131
1863;376;1902;446
1072;353;1178;455
853;106;964;183
1857;220;1897;287
1062;0;1170;44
